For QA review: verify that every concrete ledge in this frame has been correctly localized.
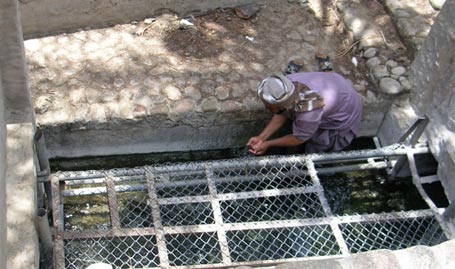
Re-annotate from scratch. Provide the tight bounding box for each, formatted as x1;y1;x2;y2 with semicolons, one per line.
6;123;39;269
231;239;455;269
19;0;264;38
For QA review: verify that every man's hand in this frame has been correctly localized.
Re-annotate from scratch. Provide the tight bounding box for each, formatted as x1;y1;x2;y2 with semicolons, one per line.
247;136;269;155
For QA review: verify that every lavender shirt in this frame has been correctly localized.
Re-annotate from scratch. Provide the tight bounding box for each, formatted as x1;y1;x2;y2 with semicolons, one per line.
286;72;363;142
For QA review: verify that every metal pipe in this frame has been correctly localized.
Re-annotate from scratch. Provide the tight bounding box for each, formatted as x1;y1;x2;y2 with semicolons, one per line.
36;208;53;267
61;160;389;197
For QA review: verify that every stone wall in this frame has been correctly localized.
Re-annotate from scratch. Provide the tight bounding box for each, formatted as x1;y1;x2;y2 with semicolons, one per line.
0;73;6;269
408;0;455;201
19;0;263;38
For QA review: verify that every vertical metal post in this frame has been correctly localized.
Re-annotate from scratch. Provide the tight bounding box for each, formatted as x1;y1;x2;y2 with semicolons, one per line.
34;128;52;208
306;158;350;255
206;166;232;265
36;208;53;267
105;174;121;229
389;116;429;180
145;167;170;268
51;175;65;268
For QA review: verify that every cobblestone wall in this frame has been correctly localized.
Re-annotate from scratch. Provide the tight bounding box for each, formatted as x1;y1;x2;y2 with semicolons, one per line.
408;0;455;201
19;0;264;38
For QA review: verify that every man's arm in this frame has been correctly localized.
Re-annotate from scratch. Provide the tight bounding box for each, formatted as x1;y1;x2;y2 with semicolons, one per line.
247;114;288;153
250;134;304;155
257;114;288;141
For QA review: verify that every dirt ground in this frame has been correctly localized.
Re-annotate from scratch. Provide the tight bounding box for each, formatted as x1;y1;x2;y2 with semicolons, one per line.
135;0;407;90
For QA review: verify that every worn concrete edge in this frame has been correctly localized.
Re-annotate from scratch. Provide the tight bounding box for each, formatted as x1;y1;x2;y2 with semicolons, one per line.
19;0;268;39
229;239;455;269
6;123;39;269
0;67;7;269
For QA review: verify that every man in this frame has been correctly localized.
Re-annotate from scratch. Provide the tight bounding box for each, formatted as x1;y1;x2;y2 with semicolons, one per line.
247;72;362;155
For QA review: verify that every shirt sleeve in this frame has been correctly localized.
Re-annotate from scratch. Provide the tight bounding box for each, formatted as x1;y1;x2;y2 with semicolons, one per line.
292;109;323;142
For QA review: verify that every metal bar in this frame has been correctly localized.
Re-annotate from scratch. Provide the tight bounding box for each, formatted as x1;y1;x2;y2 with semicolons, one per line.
390;117;430;179
397;116;429;144
145;168;170;268
64;227;156;240
140;144;429;174
105;174;121;229
315;160;388;174
36;208;53;267
335;209;439;223
51;175;65;269
206;167;232;265
307;159;350;255
406;152;453;239
61;209;440;240
420;175;439;184
60;160;390;197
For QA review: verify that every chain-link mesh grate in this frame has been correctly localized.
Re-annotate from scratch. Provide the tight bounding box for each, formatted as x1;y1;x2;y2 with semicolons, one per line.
51;151;449;268
64;235;159;268
340;216;447;253
227;225;341;262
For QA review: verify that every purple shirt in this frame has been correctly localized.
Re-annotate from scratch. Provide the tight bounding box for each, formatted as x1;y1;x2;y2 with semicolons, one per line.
286;72;363;142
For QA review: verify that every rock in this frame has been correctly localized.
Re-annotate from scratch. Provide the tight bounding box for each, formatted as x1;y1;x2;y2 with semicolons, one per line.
234;4;261;19
354;83;365;92
215;85;230;100
399;77;412;91
366;57;381;69
201;97;219;112
391;66;407;76
363;47;377;58
338;65;351;76
379;77;403;95
372;65;390;79
163;85;182;100
366;90;377;103
386;60;398;68
144;18;156;24
174;99;196;113
429;0;446;10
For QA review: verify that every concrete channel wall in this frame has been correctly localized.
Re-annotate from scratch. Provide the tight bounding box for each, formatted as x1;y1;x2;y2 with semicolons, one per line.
408;0;455;201
1;0;39;267
0;64;7;269
19;0;265;39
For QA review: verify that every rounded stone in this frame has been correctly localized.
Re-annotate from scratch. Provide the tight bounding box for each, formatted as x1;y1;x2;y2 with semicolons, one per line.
201;97;220;112
363;47;377;59
372;65;390;79
183;86;201;100
174;99;196;113
391;66;406;76
379;77;403;95
220;100;243;112
163;85;182;100
430;0;446;10
215;86;230;100
386;60;398;68
399;78;412;91
366;57;381;69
